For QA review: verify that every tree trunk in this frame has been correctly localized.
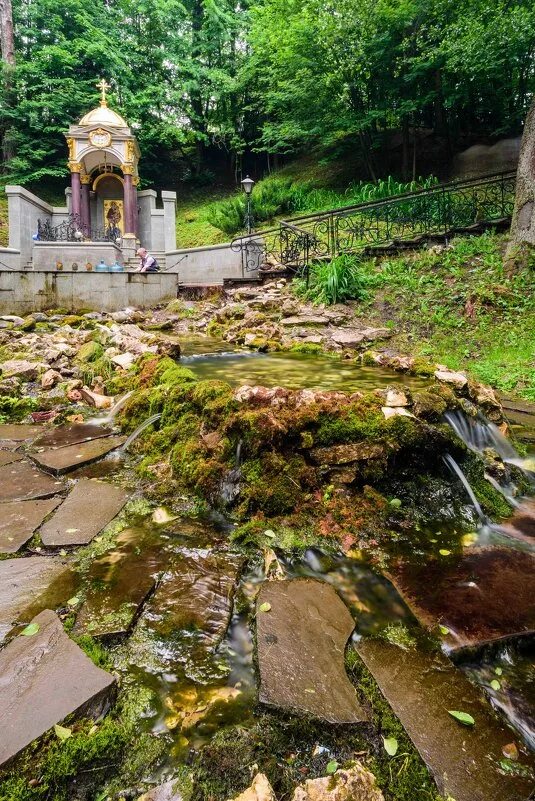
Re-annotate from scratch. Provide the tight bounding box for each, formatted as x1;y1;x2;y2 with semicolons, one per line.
508;98;535;256
401;117;410;180
0;0;15;169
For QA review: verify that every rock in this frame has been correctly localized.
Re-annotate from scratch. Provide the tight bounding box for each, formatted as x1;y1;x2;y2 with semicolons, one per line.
79;386;113;408
256;578;368;723
40;368;62;389
40;479;128;546
356;638;535;801
111;352;136;369
0;497;63;553
0;315;24;326
20;315;36;331
75;340;104;363
230;774;276;801
67;388;83;402
0;450;23;467
0;423;42;441
0;556;75;640
330;330;366;347
382;387;409;407
234;385;290;406
146;549;242;663
292;764;384;801
137;781;183;801
0;460;65;502
73;528;165;638
0;359;47;380
388;547;535;650
33;423;113;449
280;315;329;326
30;435;125;475
0;610;116;767
309;442;386;466
156;338;182;360
434;369;468;390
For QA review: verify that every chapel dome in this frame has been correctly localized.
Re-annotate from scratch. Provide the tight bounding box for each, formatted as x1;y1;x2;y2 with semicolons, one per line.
78;104;128;128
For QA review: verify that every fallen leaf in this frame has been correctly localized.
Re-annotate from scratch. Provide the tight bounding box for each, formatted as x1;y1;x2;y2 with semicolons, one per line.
259;602;272;613
326;760;339;775
439;625;449;635
502;742;518;761
20;623;40;637
264;529;276;538
383;736;398;756
65;528;79;534
495;667;503;676
389;498;402;509
439;549;451;556
67;596;80;606
54;724;72;741
448;710;475;726
490;679;501;691
461;532;478;547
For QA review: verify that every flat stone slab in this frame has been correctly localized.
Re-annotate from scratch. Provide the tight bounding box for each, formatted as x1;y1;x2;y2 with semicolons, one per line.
256;578;368;723
73;528;166;638
33;423;113;449
0;424;43;441
389;547;535;651
31;435;126;474
147;548;242;652
0;609;115;767
0;460;65;502
0;556;76;640
40;479;128;546
0;450;24;467
0;497;63;553
357;638;535;801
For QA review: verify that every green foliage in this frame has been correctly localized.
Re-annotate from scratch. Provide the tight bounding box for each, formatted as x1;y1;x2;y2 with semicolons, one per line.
295;254;370;305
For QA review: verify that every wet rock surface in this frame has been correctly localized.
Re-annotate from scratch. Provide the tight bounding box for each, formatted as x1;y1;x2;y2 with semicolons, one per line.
39;478;128;546
389;547;535;650
356;638;535;801
0;556;75;640
0;450;23;467
0;423;42;441
230;773;276;801
137;781;183;801
33;422;113;448
0;460;65;501
0;496;62;553
0;609;116;767
73;528;166;638
31;435;126;474
256;578;368;723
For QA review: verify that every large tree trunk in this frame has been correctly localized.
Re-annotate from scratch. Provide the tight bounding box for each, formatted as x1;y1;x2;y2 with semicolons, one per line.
0;0;16;170
508;99;535;256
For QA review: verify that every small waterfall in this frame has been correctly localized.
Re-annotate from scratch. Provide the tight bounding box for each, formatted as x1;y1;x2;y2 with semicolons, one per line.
235;439;243;468
90;391;134;425
121;413;162;451
444;410;518;462
443;453;486;523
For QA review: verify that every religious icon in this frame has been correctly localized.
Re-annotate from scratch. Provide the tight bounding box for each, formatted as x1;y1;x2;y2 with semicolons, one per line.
104;199;124;237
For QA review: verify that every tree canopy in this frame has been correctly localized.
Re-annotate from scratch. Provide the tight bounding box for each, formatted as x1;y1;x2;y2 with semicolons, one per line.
1;0;534;186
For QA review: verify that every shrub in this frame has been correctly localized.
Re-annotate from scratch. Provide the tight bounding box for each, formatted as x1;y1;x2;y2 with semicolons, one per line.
294;254;370;305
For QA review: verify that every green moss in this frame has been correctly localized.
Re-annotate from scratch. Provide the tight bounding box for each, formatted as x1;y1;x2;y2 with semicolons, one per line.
289;342;323;354
75;340;104;363
19;315;36;331
239;452;314;516
314;401;383;446
410;357;436;377
72;634;113;670
152;357;196;387
0;395;38;423
411;391;447;420
62;315;85;328
206;320;224;337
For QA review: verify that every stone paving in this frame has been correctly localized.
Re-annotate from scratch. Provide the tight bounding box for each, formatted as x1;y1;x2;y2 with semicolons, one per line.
30;434;126;474
0;497;62;553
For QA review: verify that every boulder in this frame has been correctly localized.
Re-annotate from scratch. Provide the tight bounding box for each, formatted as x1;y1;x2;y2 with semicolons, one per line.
75;341;104;363
330;330;366;347
80;386;113;409
230;774;276;801
280;315;329;326
292;765;384;801
40;369;62;389
111;352;136;369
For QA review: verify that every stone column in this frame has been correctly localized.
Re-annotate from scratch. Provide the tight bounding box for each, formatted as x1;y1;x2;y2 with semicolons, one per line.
132;177;139;237
80;176;91;236
70;162;82;221
161;190;177;251
122;168;134;236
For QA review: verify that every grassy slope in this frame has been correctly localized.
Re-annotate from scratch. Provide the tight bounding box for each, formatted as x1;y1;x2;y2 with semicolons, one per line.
0;196;7;248
351;233;535;400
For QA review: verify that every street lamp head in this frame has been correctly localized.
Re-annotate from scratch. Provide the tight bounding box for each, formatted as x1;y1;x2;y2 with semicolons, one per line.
241;175;255;195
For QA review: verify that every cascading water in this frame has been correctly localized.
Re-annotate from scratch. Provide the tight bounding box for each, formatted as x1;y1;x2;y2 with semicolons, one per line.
121;413;162;451
443;453;486;523
90;390;134;425
444;409;518;461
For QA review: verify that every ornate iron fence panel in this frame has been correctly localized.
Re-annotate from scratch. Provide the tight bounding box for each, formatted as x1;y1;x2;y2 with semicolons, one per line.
37;214;119;243
232;171;516;278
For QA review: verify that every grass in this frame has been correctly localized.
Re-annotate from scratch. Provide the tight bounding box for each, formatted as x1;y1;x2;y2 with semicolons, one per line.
346;232;535;400
0;195;7;248
175;185;235;248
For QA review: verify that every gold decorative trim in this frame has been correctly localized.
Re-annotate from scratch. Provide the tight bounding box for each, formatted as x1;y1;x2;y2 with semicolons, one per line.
121;163;134;175
69;161;82;174
80;174;92;185
132;176;140;187
92;172;124;191
66;137;75;160
89;128;112;149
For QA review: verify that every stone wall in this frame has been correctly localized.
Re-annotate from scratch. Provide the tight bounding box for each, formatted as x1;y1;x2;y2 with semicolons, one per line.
0;271;178;313
32;242;124;271
5;186;70;268
165;241;260;284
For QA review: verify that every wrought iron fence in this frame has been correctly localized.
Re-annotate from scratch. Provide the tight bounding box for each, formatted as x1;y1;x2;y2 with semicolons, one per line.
231;171;516;281
37;214;119;243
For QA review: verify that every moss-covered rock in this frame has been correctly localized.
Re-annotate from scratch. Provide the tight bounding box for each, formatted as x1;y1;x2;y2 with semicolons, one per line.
411;391;448;420
75;340;104;363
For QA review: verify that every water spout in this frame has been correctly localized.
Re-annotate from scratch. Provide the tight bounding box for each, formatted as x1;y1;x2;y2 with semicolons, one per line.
443;453;486;523
90;391;134;425
121;413;162;451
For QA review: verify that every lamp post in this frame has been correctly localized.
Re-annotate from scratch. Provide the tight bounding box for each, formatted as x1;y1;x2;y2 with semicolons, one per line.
241;175;255;234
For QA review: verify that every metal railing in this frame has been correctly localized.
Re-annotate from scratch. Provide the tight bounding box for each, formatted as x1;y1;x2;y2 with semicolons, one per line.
37;213;119;243
231;171;517;282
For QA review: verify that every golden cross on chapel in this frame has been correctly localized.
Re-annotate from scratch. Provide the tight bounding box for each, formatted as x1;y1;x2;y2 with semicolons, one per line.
96;78;111;106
